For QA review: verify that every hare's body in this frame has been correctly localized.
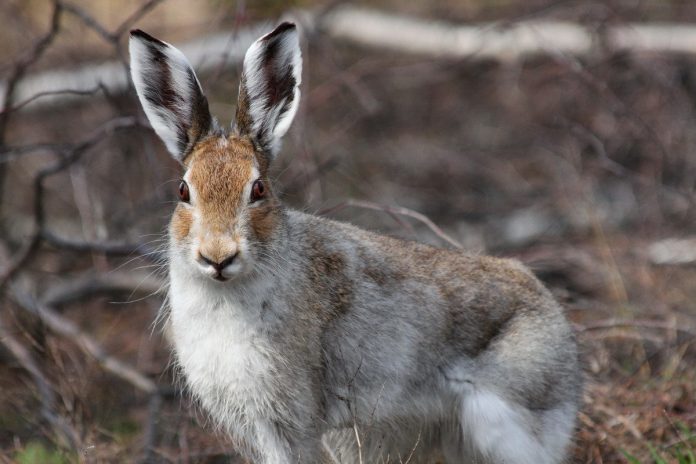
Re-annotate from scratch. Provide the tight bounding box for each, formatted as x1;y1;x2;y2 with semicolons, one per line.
169;210;580;463
130;22;581;464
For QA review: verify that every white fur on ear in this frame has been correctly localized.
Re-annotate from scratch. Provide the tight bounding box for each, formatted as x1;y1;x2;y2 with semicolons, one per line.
235;23;302;158
129;30;212;161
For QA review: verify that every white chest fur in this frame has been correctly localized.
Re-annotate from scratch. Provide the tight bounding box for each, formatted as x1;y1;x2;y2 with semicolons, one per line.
168;273;282;429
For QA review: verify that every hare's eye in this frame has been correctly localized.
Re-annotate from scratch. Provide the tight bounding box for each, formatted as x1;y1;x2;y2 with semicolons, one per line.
250;179;266;203
178;180;190;203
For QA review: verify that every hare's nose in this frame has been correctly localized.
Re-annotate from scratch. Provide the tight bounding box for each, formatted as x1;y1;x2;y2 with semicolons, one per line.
198;252;237;272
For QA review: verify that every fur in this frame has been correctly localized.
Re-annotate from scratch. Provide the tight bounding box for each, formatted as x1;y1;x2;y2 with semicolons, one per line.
130;23;582;464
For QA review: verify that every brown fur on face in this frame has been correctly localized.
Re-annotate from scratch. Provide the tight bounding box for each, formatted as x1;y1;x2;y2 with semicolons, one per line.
171;206;193;242
170;134;278;261
186;136;255;230
248;200;280;243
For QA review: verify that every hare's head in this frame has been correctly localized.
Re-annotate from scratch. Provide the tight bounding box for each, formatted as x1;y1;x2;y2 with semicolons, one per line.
129;23;301;282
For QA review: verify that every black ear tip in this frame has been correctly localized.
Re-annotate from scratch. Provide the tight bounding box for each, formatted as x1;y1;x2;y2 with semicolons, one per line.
130;29;165;46
276;22;296;31
130;29;146;38
263;22;297;41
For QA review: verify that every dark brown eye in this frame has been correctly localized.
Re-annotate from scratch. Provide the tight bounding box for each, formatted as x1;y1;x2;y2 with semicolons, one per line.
178;180;190;203
251;179;266;203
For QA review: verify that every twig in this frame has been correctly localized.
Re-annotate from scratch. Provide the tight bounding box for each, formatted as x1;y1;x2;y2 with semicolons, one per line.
41;229;161;259
661;409;694;450
319;199;463;249
0;85;106;114
60;1;114;42
41;271;165;307
0;0;62;121
0;142;70;160
114;0;167;38
593;403;644;440
577;319;696;337
61;0;166;42
401;431;421;464
352;422;364;464
11;290;158;394
0;0;62;214
0;116;143;291
140;391;163;463
0;235;42;291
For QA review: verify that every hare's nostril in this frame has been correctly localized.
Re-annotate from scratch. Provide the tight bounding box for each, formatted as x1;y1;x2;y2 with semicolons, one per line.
219;254;237;269
198;252;238;272
198;252;216;267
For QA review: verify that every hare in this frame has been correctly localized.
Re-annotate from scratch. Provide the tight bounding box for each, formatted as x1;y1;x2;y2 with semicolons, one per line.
129;23;582;464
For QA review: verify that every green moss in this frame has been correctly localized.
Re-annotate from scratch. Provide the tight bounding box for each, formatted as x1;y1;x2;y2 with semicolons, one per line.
107;417;140;442
14;441;71;464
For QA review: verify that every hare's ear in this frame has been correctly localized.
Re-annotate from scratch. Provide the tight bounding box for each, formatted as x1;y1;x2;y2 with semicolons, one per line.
129;30;212;162
234;22;302;159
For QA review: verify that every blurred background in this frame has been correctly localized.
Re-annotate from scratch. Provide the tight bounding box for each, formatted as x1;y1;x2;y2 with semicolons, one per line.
1;0;696;462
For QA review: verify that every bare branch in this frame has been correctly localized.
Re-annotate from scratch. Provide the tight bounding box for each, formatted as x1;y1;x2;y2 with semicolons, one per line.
0;236;42;291
114;0;167;38
11;290;158;394
61;0;166;43
0;116;143;290
42;271;165;307
0;0;62;121
60;1;113;42
41;229;163;260
0;85;106;114
0;0;62;208
320;199;463;249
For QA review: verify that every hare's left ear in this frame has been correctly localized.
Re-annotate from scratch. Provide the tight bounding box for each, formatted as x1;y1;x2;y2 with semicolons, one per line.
234;22;302;159
129;30;212;162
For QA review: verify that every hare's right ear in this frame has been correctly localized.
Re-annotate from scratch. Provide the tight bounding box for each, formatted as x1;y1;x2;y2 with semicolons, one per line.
129;30;212;163
234;23;302;159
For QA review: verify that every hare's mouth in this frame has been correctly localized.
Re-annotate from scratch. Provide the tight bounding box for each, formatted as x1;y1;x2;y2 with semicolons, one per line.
212;273;228;282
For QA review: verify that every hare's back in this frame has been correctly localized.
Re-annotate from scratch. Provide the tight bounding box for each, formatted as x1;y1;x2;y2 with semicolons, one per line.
292;210;577;375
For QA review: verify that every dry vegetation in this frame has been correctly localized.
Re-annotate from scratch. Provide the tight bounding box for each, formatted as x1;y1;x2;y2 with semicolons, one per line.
1;0;696;463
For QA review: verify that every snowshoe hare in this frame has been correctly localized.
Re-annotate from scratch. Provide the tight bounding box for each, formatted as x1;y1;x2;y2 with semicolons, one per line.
129;22;581;464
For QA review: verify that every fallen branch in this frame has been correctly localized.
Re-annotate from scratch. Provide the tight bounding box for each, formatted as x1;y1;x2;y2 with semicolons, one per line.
322;7;696;59
646;237;696;266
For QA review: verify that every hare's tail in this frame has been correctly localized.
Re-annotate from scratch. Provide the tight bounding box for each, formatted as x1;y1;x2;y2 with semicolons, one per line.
441;303;580;463
447;389;575;464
